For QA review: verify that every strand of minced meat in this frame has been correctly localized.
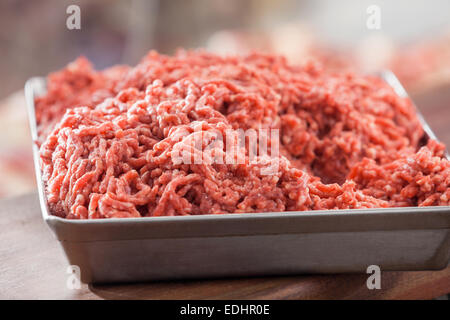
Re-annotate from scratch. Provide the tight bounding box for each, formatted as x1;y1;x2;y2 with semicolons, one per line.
37;50;449;219
40;81;312;218
348;139;450;206
35;57;129;144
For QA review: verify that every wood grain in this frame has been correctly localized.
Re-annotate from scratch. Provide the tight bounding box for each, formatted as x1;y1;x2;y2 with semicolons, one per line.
0;193;448;300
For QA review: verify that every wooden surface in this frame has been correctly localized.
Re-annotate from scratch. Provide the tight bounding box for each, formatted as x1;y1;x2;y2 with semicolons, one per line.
0;193;449;300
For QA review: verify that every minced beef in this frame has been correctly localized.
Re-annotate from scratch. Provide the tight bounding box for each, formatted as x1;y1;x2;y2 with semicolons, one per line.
37;50;449;219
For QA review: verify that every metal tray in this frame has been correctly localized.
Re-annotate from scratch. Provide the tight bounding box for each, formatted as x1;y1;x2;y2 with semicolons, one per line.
25;72;450;283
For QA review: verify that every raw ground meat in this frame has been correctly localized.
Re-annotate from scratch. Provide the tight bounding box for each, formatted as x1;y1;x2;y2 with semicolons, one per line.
37;50;450;219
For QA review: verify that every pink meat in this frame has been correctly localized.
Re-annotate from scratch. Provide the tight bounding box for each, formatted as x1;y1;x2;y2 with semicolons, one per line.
37;50;450;219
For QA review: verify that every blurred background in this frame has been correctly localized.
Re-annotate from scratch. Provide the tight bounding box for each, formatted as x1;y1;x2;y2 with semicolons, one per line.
0;0;450;198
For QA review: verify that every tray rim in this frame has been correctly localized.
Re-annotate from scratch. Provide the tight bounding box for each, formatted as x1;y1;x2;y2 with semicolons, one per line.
25;73;450;234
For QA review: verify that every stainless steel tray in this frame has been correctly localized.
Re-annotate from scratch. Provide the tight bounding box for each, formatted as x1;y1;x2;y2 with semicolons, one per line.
25;72;450;284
